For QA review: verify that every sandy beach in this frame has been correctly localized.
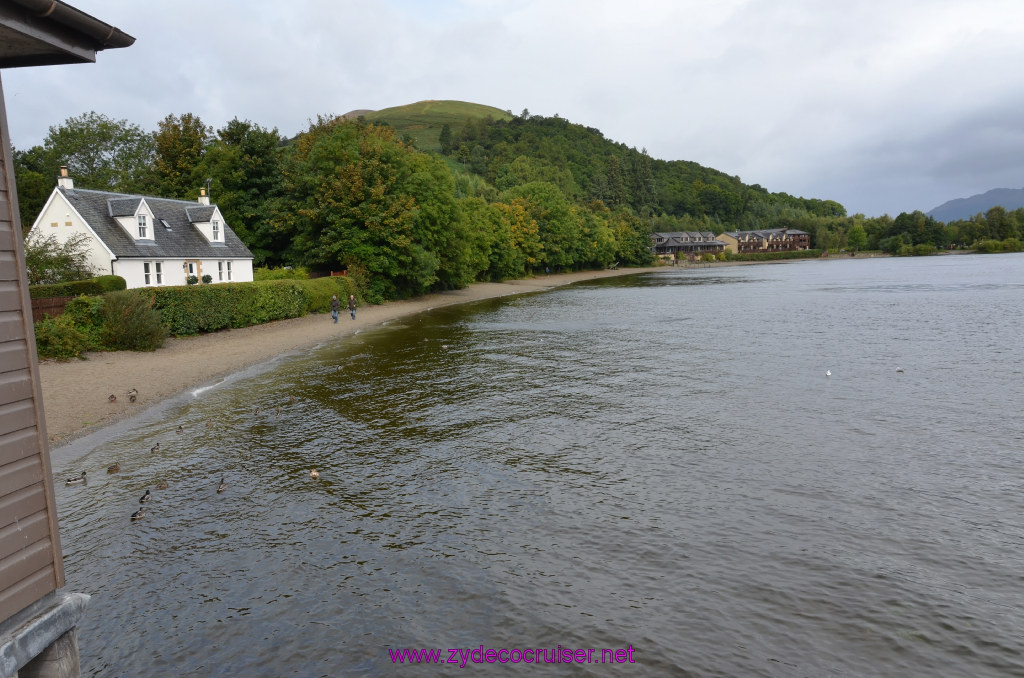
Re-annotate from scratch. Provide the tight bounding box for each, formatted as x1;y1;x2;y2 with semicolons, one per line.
39;267;662;447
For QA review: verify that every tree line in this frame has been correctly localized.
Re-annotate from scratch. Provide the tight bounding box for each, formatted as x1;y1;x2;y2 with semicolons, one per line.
15;109;1021;302
13;112;653;302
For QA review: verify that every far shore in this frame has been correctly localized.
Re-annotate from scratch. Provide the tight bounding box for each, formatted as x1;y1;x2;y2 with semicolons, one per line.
40;267;664;447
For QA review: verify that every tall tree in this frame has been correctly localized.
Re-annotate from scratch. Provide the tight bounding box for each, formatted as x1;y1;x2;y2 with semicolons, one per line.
199;118;284;263
630;147;655;214
33;111;153;192
438;123;453;155
277;117;465;301
153;113;213;198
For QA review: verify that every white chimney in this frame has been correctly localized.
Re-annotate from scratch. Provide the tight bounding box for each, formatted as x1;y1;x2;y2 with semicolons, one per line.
198;187;210;206
57;166;74;190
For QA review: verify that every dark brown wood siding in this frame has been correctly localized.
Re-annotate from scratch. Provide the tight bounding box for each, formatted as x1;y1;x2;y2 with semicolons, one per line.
0;72;64;624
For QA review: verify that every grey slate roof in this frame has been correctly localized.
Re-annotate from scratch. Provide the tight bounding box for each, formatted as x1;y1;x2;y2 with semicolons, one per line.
723;228;809;239
59;187;254;260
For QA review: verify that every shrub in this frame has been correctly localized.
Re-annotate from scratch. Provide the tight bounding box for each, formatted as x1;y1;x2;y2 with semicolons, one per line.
99;290;168;351
134;277;357;336
722;249;823;262
201;274;213;284
913;244;937;256
254;266;310;280
30;275;127;299
62;296;106;350
974;238;1022;253
34;314;91;361
186;275;199;285
94;275;127;292
24;232;97;285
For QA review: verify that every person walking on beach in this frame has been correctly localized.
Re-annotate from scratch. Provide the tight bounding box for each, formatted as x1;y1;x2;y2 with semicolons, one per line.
348;294;357;320
330;295;341;323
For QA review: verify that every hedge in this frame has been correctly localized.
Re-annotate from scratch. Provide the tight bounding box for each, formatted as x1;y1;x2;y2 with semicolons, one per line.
29;274;126;298
724;249;823;262
132;276;357;336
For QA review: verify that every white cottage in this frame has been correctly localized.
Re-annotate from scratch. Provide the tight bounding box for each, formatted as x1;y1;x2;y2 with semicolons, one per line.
27;168;254;288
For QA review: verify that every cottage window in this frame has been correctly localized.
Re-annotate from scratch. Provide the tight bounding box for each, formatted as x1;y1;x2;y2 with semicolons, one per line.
212;220;220;241
218;261;224;281
143;261;163;285
226;261;233;281
138;214;148;238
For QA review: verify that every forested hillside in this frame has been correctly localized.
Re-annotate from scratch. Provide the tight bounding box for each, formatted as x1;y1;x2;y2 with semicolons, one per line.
14;103;1022;303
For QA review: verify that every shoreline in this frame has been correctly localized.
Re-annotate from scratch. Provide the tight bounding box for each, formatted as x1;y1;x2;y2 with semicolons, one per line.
40;267;663;448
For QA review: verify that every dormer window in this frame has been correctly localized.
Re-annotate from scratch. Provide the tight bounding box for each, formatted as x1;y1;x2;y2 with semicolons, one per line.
212;220;220;241
138;214;148;238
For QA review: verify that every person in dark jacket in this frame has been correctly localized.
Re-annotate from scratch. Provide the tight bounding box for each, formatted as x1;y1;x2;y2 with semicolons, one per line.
330;295;340;323
347;294;357;320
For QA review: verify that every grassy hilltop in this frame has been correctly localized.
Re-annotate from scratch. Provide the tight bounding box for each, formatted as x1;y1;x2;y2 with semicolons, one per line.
350;100;512;152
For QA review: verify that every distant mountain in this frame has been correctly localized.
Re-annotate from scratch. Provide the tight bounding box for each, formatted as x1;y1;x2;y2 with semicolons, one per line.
927;187;1024;222
343;100;512;152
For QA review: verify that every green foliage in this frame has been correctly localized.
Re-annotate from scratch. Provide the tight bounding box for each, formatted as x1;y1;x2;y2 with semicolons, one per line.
847;223;868;250
201;274;213;284
276;117;469;300
186;275;199;285
723;249;824;262
30;275;127;299
94;275;128;292
61;296;106;350
362;100;512;152
99;291;168;351
153;113;213;198
254;266;310;280
34;314;91;361
198;119;285;265
24;232;99;285
13;112;155;230
973;238;1023;253
136;278;354;336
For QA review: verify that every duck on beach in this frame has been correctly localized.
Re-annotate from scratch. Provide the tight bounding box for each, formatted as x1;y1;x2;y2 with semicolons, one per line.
108;394;117;403
65;471;87;485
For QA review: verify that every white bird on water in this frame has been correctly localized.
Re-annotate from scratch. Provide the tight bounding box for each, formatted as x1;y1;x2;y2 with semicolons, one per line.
826;370;831;377
896;367;904;373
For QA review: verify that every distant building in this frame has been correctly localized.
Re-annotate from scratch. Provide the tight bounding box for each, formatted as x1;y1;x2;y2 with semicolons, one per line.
27;169;255;288
718;228;810;254
651;231;726;261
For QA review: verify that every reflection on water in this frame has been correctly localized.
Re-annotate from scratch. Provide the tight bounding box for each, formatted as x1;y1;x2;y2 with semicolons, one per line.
54;254;1024;677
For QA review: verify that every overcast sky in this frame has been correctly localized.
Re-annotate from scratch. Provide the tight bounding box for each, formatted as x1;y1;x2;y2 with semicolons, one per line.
4;0;1024;217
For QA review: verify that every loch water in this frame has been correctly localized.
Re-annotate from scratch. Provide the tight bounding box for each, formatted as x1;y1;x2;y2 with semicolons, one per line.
52;254;1024;677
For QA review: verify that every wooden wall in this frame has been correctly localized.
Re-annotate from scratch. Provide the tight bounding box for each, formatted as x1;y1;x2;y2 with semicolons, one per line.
0;72;65;624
